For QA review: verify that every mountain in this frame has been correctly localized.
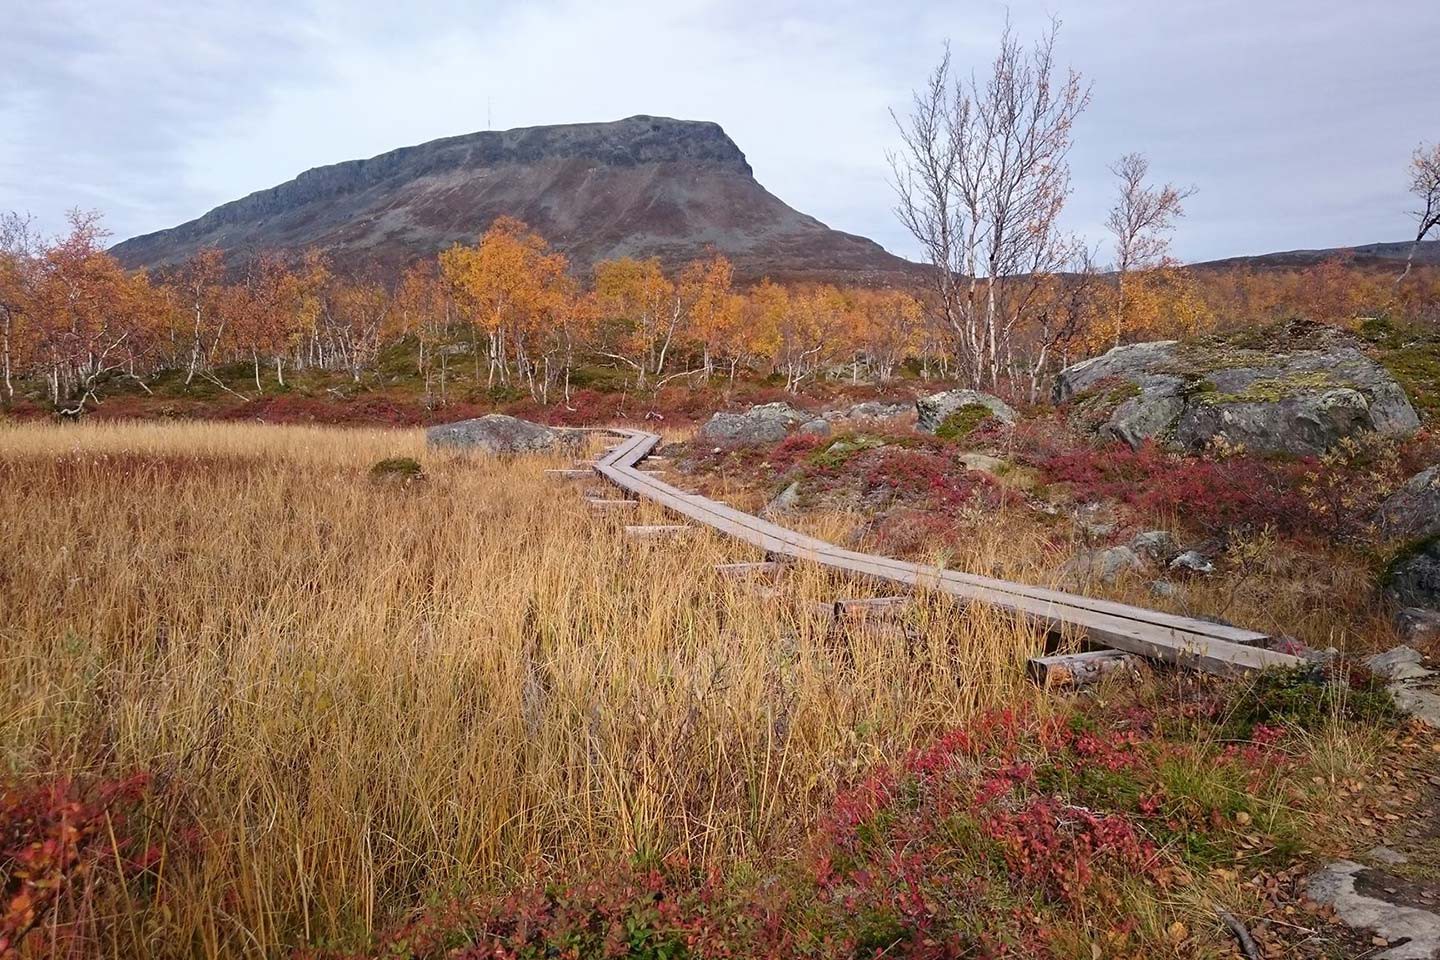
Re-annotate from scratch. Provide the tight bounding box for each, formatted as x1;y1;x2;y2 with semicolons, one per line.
1191;239;1440;271
110;115;914;283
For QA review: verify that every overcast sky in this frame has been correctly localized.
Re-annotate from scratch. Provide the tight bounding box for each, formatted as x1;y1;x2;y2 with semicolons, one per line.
2;0;1436;264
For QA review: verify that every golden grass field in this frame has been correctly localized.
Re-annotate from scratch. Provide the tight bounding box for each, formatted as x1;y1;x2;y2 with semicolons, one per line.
1;420;1050;957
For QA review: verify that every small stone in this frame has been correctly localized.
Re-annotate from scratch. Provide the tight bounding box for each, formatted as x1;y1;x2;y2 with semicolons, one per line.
1396;608;1440;645
1169;550;1215;575
761;481;803;518
426;414;580;454
798;418;832;437
1149;580;1179;598
1059;546;1145;586
1375;465;1440;542
837;401;912;423
1368;846;1410;866
1074;501;1119;539
1389;684;1440;728
1365;646;1433;682
957;452;1007;474
697;402;806;445
915;389;1018;434
1129;530;1178;563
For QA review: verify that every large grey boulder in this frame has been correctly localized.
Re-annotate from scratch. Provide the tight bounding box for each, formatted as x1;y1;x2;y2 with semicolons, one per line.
1101;375;1187;448
697;402;806;445
1375;466;1440;542
915;389;1018;434
1386;538;1440;611
427;414;578;454
1055;339;1419;455
1054;341;1182;401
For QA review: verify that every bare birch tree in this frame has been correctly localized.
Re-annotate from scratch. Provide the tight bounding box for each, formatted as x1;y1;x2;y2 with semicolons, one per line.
0;212;38;400
1106;152;1194;345
891;18;1089;390
1397;142;1440;287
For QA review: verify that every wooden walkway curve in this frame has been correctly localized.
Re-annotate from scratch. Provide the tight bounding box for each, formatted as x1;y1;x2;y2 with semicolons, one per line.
585;428;1303;676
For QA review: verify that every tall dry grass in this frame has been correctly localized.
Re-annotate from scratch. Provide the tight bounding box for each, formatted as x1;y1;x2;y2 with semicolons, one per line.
0;420;1046;957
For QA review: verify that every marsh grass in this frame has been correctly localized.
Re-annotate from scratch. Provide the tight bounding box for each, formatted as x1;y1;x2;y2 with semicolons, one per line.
0;420;1045;957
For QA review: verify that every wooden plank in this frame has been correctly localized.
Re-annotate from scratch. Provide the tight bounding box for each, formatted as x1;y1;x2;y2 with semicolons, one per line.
587;498;638;509
834;596;913;623
624;524;692;539
545;468;594;479
1029;649;1144;688
591;427;1302;676
603;434;1272;648
715;561;786;581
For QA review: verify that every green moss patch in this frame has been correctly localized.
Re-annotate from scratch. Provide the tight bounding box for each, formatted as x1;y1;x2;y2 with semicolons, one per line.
934;403;997;442
1362;316;1440;422
369;457;425;484
1194;371;1343;406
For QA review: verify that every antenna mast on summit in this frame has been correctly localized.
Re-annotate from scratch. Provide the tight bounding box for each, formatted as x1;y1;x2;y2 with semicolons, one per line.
487;98;493;130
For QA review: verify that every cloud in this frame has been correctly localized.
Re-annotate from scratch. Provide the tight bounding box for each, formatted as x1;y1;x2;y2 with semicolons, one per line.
2;0;1437;261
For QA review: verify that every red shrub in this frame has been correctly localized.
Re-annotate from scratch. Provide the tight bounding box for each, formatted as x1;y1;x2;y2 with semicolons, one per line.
1041;441;1316;537
1;773;166;956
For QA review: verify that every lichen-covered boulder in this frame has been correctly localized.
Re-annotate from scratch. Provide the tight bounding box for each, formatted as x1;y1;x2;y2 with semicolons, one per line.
1375;466;1440;542
1054;341;1182;401
915;389;1018;436
697;402;806;445
426;414;578;454
1100;375;1186;448
1055;336;1419;455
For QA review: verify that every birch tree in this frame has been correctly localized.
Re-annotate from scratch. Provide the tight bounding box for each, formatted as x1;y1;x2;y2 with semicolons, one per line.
1106;152;1194;345
1398;141;1440;287
891;18;1089;390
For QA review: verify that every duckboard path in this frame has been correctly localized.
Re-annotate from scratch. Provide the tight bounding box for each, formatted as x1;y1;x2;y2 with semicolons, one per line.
582;427;1302;676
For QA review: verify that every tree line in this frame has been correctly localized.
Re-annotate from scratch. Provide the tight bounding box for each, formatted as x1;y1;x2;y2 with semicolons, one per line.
0;212;935;414
0;205;1436;417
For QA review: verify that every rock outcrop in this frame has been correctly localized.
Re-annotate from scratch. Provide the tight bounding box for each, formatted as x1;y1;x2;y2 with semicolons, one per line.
915;390;1018;435
697;402;806;445
111;116;913;284
426;414;578;454
1056;337;1419;455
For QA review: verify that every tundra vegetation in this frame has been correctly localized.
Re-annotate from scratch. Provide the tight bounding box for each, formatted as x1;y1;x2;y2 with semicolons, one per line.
0;209;1436;424
3;23;1440;960
0;420;1435;959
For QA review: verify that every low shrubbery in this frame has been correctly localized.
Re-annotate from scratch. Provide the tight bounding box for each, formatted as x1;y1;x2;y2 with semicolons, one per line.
1;772;175;956
314;681;1394;959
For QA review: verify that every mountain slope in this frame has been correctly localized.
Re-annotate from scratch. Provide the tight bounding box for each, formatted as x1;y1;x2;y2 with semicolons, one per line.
111;115;913;283
1191;239;1440;271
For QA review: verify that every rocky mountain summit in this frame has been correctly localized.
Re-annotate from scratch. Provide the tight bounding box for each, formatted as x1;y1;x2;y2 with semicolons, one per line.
111;115;913;282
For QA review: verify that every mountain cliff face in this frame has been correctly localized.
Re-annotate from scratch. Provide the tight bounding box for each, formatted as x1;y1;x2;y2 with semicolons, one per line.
111;115;912;282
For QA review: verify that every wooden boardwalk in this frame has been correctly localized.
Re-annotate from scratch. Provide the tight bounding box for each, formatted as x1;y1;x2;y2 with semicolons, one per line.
584;428;1302;676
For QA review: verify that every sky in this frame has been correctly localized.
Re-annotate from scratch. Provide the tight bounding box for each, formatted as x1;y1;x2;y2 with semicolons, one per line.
2;0;1437;265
